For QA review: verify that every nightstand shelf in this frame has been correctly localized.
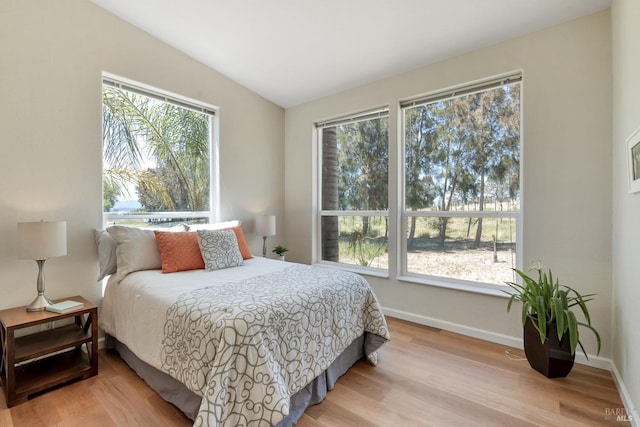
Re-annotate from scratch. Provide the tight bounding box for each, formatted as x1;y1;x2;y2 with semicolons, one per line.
0;296;98;407
15;324;92;363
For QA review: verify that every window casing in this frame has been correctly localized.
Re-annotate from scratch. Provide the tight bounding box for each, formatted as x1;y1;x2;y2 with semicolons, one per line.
400;74;522;289
101;74;219;228
317;108;389;273
313;75;522;293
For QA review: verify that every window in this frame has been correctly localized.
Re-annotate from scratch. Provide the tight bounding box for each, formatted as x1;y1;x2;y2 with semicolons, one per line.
102;75;218;228
401;75;522;288
317;108;389;271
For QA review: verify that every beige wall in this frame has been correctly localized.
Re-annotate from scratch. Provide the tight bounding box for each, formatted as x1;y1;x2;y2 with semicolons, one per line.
285;11;612;360
0;0;284;309
0;0;623;391
612;0;640;418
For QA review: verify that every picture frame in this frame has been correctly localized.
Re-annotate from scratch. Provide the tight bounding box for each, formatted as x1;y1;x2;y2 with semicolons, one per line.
627;126;640;194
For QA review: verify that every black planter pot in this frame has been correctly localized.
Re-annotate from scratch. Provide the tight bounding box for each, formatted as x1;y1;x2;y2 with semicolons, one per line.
523;316;575;378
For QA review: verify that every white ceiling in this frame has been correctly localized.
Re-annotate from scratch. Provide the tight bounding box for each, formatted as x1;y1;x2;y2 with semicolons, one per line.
89;0;611;108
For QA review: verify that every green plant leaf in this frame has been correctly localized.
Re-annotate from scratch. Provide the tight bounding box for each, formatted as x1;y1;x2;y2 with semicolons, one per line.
566;310;578;355
577;340;590;361
535;296;547;342
564;286;596;325
577;321;602;356
522;301;531;326
506;294;517;313
551;298;564;339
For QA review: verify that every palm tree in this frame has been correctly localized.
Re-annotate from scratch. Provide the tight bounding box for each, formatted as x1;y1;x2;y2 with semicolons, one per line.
102;86;210;213
321;127;339;261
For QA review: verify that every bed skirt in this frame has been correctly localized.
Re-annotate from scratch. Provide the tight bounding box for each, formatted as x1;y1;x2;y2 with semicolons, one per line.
105;333;377;426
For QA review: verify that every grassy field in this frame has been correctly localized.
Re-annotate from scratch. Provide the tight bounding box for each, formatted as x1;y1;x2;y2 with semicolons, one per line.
331;214;517;285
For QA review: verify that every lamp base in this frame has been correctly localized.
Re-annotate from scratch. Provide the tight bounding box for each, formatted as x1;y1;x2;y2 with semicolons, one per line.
26;294;53;312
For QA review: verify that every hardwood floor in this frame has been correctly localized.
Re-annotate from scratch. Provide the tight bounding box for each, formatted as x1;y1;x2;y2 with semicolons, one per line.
0;316;628;426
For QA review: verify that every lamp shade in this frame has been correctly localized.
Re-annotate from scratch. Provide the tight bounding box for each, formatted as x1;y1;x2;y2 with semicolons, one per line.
255;215;276;237
17;221;67;260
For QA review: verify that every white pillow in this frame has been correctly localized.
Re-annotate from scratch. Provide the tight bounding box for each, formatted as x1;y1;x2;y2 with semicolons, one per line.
187;220;240;231
94;229;117;281
107;226;162;282
197;229;243;271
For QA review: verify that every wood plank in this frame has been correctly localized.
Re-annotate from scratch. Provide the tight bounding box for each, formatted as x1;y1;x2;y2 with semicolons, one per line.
49;380;117;427
305;398;377;427
0;316;629;426
8;387;63;427
0;390;12;427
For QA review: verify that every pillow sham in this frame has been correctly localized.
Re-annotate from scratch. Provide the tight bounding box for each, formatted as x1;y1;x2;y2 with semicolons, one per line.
197;229;243;271
107;226;162;282
154;231;205;273
94;229;117;281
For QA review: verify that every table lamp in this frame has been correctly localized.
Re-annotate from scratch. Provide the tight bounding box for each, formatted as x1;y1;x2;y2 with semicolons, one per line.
255;215;276;257
17;221;67;312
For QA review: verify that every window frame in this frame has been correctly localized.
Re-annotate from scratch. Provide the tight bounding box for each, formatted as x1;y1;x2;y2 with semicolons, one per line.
315;107;390;274
399;73;523;292
398;211;521;294
101;73;220;226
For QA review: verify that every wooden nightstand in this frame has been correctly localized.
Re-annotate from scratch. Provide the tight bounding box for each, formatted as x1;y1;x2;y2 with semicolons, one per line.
0;295;98;407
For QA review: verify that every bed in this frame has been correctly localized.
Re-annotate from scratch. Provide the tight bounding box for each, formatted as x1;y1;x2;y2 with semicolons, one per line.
96;225;390;426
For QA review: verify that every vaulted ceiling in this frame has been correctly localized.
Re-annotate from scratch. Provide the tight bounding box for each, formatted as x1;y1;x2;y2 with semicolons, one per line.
89;0;611;108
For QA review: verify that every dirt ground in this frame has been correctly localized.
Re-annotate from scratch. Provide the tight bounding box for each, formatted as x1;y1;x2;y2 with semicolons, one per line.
345;248;516;285
406;249;516;284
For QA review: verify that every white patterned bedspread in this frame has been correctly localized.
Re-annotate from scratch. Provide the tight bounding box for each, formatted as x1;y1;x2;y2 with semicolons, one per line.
99;258;390;426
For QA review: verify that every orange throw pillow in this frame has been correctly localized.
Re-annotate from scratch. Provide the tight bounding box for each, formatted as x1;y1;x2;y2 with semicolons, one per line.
154;231;205;273
227;226;253;260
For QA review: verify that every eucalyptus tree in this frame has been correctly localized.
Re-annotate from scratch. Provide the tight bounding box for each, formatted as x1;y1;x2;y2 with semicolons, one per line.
417;84;520;249
429;98;474;246
467;84;520;247
404;106;436;249
336;117;388;235
357;117;388;236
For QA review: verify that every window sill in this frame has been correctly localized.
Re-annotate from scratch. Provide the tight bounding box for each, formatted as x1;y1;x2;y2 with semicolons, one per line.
314;261;389;279
396;275;511;298
313;263;511;298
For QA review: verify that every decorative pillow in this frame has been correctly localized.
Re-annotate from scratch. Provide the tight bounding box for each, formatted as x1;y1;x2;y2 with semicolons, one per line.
154;231;205;273
197;229;243;271
186;220;252;260
94;229;117;281
107;226;162;282
228;226;253;260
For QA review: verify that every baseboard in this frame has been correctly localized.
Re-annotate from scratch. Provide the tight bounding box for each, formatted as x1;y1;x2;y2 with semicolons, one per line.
382;306;612;370
610;362;639;426
383;306;522;348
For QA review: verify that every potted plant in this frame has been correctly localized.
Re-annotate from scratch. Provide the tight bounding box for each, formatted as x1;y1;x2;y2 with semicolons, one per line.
505;267;601;378
272;245;288;261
